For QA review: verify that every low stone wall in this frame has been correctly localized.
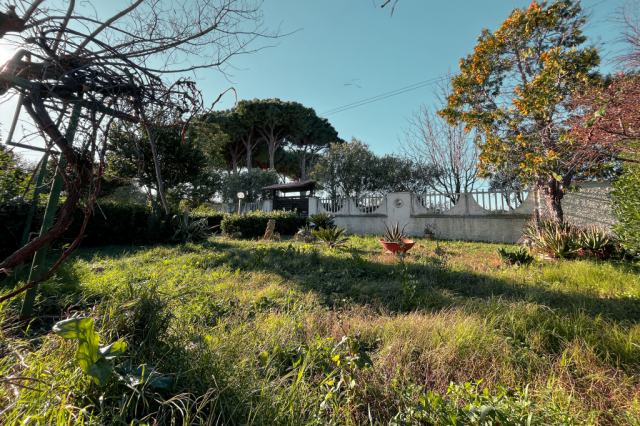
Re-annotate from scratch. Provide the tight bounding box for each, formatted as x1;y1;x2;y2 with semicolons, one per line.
307;182;615;244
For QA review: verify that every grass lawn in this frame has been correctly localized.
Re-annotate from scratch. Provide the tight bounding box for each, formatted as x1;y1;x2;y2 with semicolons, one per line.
1;236;640;425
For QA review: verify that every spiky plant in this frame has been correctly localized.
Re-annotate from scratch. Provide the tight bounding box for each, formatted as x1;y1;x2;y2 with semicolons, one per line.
496;247;534;265
309;212;335;229
171;212;214;243
382;221;408;243
580;225;611;251
295;225;316;243
312;226;349;248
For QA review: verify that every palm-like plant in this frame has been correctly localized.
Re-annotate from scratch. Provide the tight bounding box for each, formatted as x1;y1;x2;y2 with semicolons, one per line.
309;212;335;229
313;226;349;248
382;221;408;243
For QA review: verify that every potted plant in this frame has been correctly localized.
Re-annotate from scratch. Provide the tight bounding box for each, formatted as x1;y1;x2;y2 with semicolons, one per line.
380;221;415;254
424;223;436;240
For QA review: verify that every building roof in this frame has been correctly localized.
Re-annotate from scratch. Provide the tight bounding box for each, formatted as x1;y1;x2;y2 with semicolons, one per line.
262;180;315;192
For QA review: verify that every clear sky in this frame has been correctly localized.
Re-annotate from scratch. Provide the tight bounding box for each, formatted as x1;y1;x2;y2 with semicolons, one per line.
0;0;621;161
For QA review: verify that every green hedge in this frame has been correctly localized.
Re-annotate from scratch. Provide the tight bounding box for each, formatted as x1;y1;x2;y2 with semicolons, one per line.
0;201;39;261
1;202;304;262
220;210;307;239
612;163;640;256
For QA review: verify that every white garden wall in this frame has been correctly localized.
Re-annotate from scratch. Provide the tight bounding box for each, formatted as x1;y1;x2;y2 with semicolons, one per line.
306;182;615;244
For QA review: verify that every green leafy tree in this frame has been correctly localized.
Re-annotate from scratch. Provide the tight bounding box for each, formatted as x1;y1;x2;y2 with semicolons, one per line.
192;113;245;173
0;144;30;205
440;0;600;222
236;99;310;170
107;123;213;211
311;138;379;200
288;112;342;180
372;155;437;197
220;169;278;204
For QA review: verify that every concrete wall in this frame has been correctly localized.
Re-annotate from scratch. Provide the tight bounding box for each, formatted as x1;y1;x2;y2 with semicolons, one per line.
307;182;616;243
545;181;616;231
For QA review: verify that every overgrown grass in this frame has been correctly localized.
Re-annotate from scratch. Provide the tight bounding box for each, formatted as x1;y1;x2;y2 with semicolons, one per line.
1;236;639;425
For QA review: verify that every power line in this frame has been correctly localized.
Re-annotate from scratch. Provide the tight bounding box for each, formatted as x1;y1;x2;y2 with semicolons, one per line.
319;76;442;116
320;77;441;115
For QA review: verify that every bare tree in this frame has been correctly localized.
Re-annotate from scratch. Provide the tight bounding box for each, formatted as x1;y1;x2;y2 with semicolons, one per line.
399;78;479;204
0;0;276;300
614;0;640;70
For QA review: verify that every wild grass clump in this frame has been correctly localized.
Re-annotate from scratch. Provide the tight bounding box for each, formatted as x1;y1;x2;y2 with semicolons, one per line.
1;236;639;425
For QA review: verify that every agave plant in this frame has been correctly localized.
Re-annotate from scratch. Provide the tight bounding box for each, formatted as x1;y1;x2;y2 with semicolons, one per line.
171;211;214;243
522;218;583;258
537;227;581;259
496;246;534;265
295;225;316;243
313;226;349;248
580;225;611;251
309;212;335;229
382;221;408;243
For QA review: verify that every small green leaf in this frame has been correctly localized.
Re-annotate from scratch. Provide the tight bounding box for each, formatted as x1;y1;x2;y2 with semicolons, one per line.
86;358;113;387
53;317;94;340
480;405;495;420
594;106;607;117
116;362;173;389
98;342;127;360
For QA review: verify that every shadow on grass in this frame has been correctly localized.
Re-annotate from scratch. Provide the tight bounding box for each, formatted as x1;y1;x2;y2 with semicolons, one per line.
3;238;639;359
190;240;640;329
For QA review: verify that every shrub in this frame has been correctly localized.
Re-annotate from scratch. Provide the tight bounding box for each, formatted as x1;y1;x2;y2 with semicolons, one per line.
192;205;226;230
391;381;574;426
65;201;163;247
497;246;534;265
612;163;640;256
220;210;307;239
522;218;619;259
579;225;612;252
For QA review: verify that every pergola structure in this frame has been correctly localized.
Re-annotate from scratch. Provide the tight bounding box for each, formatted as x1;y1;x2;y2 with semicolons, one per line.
262;180;315;215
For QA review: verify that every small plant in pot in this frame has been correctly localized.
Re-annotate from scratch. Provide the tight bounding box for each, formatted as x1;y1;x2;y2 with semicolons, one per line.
424;223;436;240
380;221;415;254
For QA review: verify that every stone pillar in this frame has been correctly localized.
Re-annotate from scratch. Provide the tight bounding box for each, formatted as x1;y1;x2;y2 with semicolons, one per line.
386;192;412;225
262;200;273;212
308;197;318;217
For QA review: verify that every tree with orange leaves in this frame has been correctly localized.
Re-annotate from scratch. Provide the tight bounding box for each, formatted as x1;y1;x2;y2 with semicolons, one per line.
440;0;600;223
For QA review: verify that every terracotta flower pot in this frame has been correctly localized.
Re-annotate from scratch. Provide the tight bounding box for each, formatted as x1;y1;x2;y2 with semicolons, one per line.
379;238;416;254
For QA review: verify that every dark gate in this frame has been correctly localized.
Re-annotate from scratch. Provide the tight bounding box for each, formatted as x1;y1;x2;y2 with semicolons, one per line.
273;196;309;215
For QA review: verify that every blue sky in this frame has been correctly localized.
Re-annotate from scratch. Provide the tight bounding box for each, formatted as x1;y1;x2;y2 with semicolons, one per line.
1;0;621;161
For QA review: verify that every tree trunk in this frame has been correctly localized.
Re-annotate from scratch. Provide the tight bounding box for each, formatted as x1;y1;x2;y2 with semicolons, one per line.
300;152;307;181
232;157;238;174
269;141;276;170
539;178;564;222
246;148;252;173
